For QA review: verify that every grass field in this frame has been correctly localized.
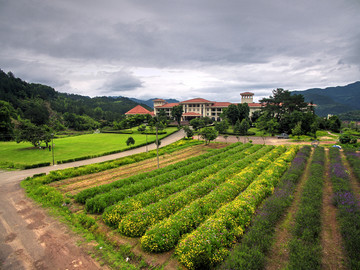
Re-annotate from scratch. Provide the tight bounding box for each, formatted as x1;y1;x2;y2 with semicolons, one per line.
0;127;177;169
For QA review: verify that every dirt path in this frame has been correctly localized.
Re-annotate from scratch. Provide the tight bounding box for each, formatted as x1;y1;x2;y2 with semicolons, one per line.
0;130;186;270
321;149;346;270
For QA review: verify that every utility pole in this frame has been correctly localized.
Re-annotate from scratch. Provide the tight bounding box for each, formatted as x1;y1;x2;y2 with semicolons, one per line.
51;133;55;165
156;125;159;169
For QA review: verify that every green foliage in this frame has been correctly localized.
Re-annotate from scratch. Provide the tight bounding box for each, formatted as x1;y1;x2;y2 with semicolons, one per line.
292;121;303;138
14;119;53;147
0;100;15;141
126;136;135;146
339;133;357;144
199;127;218;144
183;125;194;138
222;103;250;126
171;105;183;126
214;120;229;134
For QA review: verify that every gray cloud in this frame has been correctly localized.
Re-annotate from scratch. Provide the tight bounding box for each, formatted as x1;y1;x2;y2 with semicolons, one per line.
0;0;359;100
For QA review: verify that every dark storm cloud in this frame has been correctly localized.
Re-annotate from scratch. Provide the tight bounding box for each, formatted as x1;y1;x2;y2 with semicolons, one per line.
0;0;359;98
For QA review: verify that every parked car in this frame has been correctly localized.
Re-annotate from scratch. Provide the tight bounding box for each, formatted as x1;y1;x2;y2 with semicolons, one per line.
277;133;289;139
332;145;342;149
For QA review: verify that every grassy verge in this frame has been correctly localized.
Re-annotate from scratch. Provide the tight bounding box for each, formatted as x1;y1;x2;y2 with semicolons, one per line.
0;127;177;169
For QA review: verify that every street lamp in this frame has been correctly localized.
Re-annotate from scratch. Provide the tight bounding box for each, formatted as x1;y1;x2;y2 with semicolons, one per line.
51;133;55;165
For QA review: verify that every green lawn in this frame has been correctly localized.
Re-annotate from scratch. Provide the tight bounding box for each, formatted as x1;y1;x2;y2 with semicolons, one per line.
0;128;177;169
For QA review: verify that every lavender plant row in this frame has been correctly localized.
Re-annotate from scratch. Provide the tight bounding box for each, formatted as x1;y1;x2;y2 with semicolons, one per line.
343;149;360;184
329;148;360;269
219;145;311;270
287;147;325;270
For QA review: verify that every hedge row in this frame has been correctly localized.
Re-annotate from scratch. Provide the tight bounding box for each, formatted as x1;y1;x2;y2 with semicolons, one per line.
219;146;311;270
117;145;275;237
83;142;247;213
141;145;289;252
74;139;218;204
103;144;260;227
343;149;360;183
329;148;360;269
175;146;298;269
287;147;325;270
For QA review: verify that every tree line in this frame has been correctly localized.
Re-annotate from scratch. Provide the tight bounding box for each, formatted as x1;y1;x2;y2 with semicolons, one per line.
0;69;151;145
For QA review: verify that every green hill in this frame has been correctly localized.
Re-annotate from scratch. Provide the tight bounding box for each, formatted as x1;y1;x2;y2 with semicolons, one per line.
0;69;152;132
292;81;360;117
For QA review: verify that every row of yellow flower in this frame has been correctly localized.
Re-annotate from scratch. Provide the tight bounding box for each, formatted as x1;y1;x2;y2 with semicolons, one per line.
74;140;205;203
102;143;256;227
140;145;288;252
117;145;275;237
175;146;299;269
84;142;246;213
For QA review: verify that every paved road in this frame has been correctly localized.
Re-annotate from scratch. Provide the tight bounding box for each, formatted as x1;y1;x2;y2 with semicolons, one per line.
0;130;185;270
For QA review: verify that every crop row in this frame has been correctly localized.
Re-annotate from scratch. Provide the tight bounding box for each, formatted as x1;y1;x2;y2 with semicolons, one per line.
329;148;360;269
117;145;279;237
76;141;243;205
84;143;250;213
175;146;298;269
287;147;325;270
102;144;266;227
344;149;360;183
32;139;202;185
219;146;312;270
140;145;289;252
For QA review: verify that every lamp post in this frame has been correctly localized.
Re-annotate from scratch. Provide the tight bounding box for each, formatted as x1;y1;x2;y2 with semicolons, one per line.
51;133;55;165
156;124;159;169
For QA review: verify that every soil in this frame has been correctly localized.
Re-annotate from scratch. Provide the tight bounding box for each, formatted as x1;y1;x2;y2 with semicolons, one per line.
0;131;339;270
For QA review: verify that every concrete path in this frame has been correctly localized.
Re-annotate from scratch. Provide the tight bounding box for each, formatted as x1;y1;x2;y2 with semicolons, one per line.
0;129;185;270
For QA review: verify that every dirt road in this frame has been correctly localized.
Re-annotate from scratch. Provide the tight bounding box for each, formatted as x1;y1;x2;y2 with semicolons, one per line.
0;130;185;270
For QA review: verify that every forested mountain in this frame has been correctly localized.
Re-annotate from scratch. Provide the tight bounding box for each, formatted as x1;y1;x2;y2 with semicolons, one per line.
0;69;152;138
129;98;179;108
292;81;360;117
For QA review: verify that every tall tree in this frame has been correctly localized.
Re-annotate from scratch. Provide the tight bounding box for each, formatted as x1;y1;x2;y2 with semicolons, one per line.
0;101;15;141
171;105;183;126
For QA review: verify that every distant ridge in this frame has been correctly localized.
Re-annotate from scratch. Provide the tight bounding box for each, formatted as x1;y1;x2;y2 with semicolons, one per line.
292;81;360;117
129;98;179;108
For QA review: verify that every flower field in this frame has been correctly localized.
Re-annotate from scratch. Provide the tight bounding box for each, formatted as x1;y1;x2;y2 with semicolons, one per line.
22;141;360;270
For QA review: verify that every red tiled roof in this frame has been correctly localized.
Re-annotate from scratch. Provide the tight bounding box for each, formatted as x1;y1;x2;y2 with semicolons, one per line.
157;102;180;108
183;112;202;116
240;92;254;96
153;98;166;102
125;105;153;115
211;102;233;107
180;98;212;104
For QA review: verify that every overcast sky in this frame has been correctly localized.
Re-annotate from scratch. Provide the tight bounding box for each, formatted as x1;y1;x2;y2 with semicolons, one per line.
1;0;360;103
